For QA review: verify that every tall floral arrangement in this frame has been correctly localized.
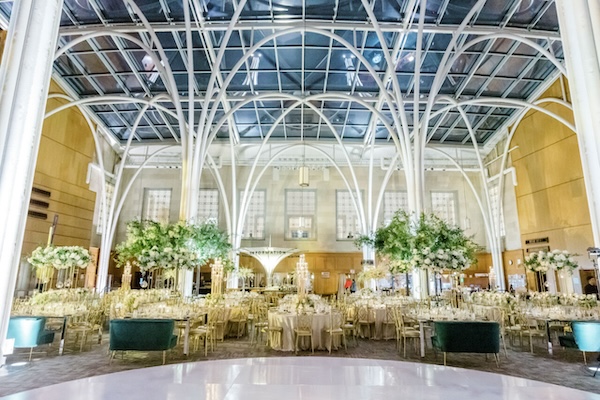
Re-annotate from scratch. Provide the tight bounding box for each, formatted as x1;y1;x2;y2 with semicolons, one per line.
362;211;478;273
524;249;578;273
115;220;231;272
237;266;255;291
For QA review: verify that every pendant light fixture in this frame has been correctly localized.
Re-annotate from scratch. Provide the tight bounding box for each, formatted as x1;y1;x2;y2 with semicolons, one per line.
299;144;309;187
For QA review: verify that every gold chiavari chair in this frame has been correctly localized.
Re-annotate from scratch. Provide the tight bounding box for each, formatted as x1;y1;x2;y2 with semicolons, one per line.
324;308;345;354
294;312;314;355
341;305;358;347
251;303;269;345
228;306;250;339
393;307;421;357
189;307;220;356
356;305;373;339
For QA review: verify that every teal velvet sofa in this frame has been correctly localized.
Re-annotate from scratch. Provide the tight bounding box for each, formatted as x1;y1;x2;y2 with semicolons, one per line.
109;319;178;364
431;321;500;366
6;316;56;360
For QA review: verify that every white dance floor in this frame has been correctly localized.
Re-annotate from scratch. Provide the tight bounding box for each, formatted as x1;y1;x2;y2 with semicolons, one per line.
1;357;598;400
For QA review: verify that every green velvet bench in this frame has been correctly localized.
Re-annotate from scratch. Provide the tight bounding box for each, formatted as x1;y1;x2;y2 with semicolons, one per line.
109;319;178;364
431;321;500;366
6;316;56;360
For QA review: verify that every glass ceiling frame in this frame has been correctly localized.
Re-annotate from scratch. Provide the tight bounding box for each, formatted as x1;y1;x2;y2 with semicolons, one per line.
0;0;564;147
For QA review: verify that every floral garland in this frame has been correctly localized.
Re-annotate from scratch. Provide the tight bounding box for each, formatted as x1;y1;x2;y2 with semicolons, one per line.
28;245;91;270
524;249;578;273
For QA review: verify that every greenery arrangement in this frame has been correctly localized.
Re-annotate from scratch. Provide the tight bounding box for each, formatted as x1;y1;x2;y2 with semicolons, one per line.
356;211;478;274
115;220;231;272
524;249;579;273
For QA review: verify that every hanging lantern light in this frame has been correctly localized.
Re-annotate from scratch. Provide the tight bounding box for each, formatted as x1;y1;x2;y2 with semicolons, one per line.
299;166;309;187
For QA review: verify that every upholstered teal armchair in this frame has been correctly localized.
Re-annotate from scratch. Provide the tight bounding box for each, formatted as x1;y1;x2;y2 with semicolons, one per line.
571;321;600;375
6;316;56;360
109;319;178;364
431;321;500;366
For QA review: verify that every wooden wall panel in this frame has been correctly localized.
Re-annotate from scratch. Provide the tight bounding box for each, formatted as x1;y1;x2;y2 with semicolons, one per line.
21;80;97;257
510;79;593;286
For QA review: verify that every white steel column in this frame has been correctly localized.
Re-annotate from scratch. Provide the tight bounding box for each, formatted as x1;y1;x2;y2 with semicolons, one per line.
556;0;600;246
0;0;64;365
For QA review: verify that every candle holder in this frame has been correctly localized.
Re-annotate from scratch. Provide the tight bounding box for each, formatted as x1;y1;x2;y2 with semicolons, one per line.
296;254;309;300
211;258;224;296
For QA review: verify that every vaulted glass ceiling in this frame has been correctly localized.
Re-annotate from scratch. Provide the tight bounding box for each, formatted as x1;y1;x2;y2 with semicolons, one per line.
0;0;563;147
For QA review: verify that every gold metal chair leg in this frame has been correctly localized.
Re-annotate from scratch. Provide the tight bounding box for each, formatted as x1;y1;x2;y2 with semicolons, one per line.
443;352;447;366
162;351;166;365
501;335;508;358
529;334;534;354
494;353;499;367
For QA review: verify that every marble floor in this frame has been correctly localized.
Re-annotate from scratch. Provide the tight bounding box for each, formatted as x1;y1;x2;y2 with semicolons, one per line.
1;357;600;400
1;335;600;398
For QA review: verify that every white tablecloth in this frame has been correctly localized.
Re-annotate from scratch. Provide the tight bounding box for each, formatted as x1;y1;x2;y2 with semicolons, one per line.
268;311;341;351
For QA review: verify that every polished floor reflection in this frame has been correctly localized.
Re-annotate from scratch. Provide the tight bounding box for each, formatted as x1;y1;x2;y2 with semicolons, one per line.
1;357;599;400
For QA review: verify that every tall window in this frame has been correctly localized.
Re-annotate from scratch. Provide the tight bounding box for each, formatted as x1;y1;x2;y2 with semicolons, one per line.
197;188;219;224
336;190;361;240
142;188;171;223
383;191;409;226
430;191;457;226
488;183;505;236
96;182;114;234
286;189;316;240
241;189;266;239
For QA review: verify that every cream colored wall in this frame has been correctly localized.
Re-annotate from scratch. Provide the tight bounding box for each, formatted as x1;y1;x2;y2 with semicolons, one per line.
21;83;98;255
510;80;593;293
116;164;489;252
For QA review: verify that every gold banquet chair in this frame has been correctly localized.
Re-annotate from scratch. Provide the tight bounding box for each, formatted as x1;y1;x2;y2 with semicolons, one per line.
294;312;314;355
189;308;220;356
393;307;420;358
324;308;345;354
66;309;104;352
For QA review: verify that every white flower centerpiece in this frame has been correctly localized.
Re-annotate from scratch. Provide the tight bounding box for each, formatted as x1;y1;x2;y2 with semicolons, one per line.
28;245;91;288
237;266;255;291
357;264;389;292
524;249;579;274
